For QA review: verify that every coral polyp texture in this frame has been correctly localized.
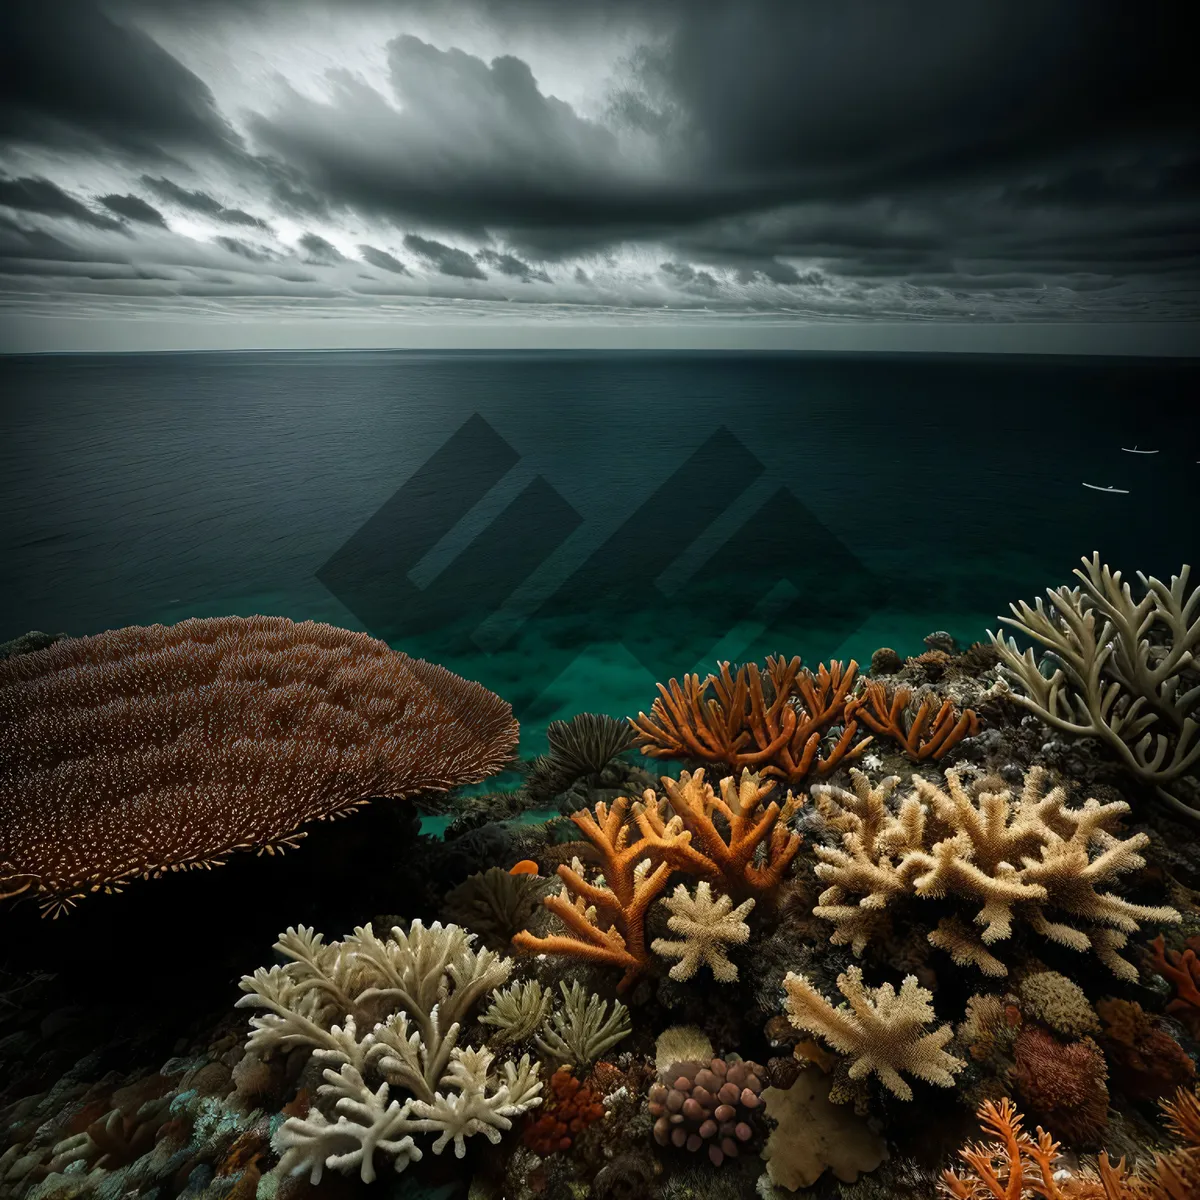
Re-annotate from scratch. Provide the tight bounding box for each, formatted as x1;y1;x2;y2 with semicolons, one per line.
990;552;1200;820
811;763;1179;979
651;880;754;982
0;616;518;916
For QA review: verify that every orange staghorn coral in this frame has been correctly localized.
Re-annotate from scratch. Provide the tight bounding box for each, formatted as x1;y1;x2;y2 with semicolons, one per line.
942;1088;1200;1199
0;616;518;916
844;680;981;760
635;768;804;896
630;657;872;785
1150;935;1200;1036
511;796;677;990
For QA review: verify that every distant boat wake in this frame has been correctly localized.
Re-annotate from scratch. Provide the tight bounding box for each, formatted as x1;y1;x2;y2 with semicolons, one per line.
1082;483;1130;494
1120;445;1159;454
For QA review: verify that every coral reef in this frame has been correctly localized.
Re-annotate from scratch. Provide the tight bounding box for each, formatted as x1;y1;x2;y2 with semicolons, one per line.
0;616;518;916
631;657;873;784
1016;970;1099;1038
521;1065;605;1154
443;866;551;951
480;979;552;1046
1011;1024;1110;1145
1096;998;1196;1102
781;966;964;1101
990;553;1200;820
1150;934;1200;1035
535;980;631;1068
811;764;1179;979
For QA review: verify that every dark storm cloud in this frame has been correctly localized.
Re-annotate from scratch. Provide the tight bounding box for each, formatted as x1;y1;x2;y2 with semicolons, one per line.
0;0;242;158
403;233;487;280
141;177;272;230
0;176;126;231
298;232;345;264
358;245;410;274
659;261;717;291
99;193;169;226
215;235;277;262
476;249;550;283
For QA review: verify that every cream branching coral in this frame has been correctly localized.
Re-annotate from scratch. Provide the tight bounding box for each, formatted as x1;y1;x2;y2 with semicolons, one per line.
480;979;551;1046
989;553;1200;820
236;921;541;1182
0;616;519;916
781;966;964;1102
651;881;755;982
811;765;1179;979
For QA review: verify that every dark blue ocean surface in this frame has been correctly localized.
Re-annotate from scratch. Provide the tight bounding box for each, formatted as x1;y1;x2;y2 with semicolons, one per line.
2;349;1197;752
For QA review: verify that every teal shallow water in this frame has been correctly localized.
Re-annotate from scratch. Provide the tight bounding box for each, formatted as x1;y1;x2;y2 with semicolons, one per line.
2;349;1196;756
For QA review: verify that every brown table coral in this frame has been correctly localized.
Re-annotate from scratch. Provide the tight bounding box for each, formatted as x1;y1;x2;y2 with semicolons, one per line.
0;616;519;916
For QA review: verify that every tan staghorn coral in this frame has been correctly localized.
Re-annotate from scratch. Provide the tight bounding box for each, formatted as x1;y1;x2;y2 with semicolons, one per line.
630;656;872;784
651;880;755;982
781;965;964;1101
811;764;1179;979
989;553;1200;821
0;616;519;916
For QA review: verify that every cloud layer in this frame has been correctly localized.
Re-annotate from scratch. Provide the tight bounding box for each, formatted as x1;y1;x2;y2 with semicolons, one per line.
1;0;1197;342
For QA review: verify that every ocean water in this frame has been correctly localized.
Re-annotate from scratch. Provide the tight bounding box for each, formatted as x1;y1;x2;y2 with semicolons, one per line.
1;349;1197;756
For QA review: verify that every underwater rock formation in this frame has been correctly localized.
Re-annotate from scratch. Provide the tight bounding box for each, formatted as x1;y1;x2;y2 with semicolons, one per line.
0;616;518;916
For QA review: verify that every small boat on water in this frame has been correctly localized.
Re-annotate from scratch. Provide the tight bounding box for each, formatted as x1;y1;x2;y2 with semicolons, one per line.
1120;445;1159;454
1082;482;1130;493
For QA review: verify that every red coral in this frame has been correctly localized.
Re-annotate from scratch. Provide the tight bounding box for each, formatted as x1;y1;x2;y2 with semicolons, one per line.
1012;1024;1109;1145
1151;934;1200;1036
1097;997;1196;1102
522;1066;605;1155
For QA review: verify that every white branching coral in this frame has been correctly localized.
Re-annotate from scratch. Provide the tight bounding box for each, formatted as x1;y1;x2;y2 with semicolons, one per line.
811;764;1179;979
535;980;631;1067
651;880;755;982
237;921;542;1183
989;553;1200;820
782;966;964;1102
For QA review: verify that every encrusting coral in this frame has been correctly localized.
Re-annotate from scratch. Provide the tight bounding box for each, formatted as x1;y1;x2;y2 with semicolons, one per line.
811;764;1179;980
651;881;755;982
844;680;981;760
522;1065;605;1155
1016;970;1099;1038
0;616;519;916
234;920;542;1182
780;965;965;1101
989;553;1200;820
630;657;873;784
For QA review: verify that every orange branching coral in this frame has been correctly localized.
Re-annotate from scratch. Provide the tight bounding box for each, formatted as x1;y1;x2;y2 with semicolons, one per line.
636;768;804;896
942;1088;1200;1199
522;1066;605;1154
1150;935;1200;1035
511;797;677;990
844;680;981;760
941;1097;1136;1199
0;616;518;916
1012;1025;1109;1146
630;657;872;784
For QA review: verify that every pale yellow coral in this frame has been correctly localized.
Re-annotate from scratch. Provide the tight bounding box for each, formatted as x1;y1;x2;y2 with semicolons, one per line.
781;966;964;1102
1017;970;1099;1037
651;880;755;982
811;764;1179;979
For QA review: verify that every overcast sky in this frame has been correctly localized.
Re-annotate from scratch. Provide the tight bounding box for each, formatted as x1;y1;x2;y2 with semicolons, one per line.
1;0;1197;352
